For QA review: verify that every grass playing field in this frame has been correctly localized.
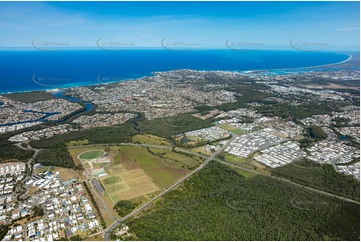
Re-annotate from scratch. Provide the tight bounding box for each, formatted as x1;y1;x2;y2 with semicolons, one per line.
218;123;245;135
79;150;105;160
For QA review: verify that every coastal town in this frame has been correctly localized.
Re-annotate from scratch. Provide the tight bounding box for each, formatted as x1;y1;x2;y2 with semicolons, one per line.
0;68;359;241
0;0;359;240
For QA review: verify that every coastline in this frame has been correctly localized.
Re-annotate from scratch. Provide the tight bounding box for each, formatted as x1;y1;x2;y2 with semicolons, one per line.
0;52;355;95
264;53;353;72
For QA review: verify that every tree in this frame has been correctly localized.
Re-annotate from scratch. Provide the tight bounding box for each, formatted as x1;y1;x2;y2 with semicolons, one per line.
114;200;137;217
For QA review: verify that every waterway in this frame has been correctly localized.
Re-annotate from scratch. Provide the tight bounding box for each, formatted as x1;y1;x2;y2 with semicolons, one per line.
0;91;94;127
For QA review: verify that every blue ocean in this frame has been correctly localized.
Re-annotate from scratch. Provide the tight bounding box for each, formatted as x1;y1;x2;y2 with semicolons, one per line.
0;49;356;93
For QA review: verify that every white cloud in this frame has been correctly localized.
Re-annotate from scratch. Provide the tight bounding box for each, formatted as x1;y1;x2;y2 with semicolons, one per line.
336;26;360;31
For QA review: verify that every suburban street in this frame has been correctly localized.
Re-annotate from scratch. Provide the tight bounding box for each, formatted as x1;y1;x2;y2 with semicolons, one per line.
14;142;42;200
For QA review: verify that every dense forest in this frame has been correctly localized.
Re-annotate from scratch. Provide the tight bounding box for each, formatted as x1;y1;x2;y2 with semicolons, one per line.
30;122;138;149
271;159;360;201
34;143;75;168
4;91;54;103
299;126;328;148
0;225;9;241
255;101;343;121
305;126;328;140
0;136;34;162
216;84;271;111
120;161;359;241
29;113;214;150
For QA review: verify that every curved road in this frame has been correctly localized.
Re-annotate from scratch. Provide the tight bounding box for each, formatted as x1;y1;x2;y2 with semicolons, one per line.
14;142;42;200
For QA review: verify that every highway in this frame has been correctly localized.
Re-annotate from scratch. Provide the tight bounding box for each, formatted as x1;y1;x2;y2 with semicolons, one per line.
270;175;360;205
70;140;361;240
102;137;236;240
16;140;359;240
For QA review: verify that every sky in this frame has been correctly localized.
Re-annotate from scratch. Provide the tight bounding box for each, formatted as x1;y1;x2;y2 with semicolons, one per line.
0;1;359;51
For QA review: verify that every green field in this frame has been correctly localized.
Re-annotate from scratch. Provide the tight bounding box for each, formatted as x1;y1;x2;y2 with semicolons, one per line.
102;175;124;185
132;134;171;146
235;168;258;178
79;150;105;160
104;182;129;194
105;164;127;175
221;153;246;165
92;162;108;169
149;148;201;168
67;139;89;147
218;123;245;135
161;159;184;169
118;146;192;188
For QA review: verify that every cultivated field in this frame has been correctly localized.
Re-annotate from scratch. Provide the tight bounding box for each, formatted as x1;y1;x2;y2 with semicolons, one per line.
101;163;159;203
118;146;200;188
68;144;202;206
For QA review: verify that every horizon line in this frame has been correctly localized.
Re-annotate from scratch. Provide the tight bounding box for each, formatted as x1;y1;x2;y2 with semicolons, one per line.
0;47;359;52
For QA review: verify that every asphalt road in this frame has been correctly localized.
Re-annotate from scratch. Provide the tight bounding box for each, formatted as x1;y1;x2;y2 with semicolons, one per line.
270;175;360;205
102;137;236;240
14;142;42;200
15;140;359;240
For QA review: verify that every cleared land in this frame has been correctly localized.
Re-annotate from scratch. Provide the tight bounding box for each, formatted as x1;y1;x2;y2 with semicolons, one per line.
67;139;89;147
148;147;201;169
131;134;171;146
68;144;202;206
101;164;159;203
118;146;198;188
191;146;212;156
222;153;247;165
